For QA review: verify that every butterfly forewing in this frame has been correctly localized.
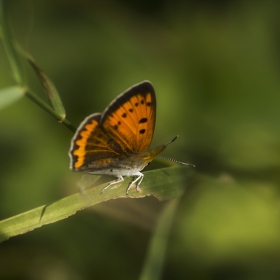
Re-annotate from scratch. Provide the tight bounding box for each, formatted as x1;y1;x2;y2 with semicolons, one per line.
101;81;156;153
69;113;124;170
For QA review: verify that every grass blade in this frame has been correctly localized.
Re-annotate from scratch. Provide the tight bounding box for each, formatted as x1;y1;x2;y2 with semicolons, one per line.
25;51;66;120
0;0;27;85
0;166;193;242
0;86;25;110
139;199;179;280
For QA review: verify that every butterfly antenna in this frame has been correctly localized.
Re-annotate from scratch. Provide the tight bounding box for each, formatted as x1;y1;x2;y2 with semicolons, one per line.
164;135;179;146
156;156;195;167
157;135;196;167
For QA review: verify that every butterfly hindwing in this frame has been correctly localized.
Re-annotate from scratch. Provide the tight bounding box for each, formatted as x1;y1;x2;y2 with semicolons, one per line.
101;81;156;153
69;113;125;170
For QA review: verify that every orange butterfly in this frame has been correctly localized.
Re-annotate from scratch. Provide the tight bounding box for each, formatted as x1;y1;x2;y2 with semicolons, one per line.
69;81;194;195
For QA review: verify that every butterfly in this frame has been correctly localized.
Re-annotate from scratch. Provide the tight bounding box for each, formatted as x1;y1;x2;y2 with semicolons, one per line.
69;81;194;195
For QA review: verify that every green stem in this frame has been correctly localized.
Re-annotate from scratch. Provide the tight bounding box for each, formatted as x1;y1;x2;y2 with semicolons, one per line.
140;199;180;280
26;89;76;133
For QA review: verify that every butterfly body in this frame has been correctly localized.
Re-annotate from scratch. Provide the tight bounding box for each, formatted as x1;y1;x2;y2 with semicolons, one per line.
69;81;176;194
81;142;166;172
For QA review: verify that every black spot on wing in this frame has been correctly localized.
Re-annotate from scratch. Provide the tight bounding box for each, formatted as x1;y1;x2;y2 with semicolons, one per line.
139;117;148;124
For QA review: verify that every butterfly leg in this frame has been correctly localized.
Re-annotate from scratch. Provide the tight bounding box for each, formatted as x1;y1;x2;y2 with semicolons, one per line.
100;176;124;194
126;172;144;195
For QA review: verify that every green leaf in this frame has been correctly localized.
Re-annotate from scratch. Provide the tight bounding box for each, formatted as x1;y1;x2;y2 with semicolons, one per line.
140;199;180;280
0;166;193;242
0;86;25;111
25;52;66;120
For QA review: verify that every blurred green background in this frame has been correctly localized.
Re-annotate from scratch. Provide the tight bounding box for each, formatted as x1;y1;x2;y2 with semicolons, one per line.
1;0;280;279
